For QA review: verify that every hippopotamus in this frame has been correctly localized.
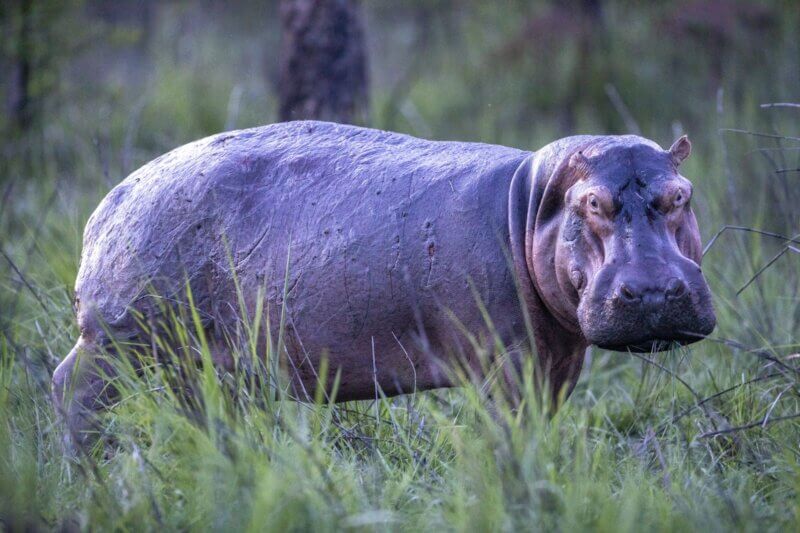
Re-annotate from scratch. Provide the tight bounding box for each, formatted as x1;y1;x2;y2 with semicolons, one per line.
52;121;715;442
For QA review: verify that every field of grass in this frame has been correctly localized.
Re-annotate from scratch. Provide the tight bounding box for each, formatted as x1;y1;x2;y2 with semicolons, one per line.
1;2;799;531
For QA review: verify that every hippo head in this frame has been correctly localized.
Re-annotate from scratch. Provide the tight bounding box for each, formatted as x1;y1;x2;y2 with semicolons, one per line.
526;135;716;353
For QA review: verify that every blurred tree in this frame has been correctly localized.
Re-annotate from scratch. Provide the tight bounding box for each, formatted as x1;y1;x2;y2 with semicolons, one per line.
660;0;776;97
496;0;611;134
277;0;368;124
1;0;98;135
5;0;34;132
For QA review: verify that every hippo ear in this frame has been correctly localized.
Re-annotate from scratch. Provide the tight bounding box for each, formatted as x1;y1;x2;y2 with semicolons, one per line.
669;135;692;166
568;150;588;169
569;150;587;167
567;150;591;181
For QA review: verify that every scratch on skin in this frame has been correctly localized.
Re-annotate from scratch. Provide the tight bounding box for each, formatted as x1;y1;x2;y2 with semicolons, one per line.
284;275;301;301
235;222;272;267
355;270;371;338
426;241;435;287
390;174;414;297
341;238;370;339
342;242;358;337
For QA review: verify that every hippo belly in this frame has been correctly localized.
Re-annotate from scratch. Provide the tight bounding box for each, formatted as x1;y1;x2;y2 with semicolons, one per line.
74;121;531;400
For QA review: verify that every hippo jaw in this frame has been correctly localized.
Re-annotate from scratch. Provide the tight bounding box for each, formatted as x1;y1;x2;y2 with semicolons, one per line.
534;135;716;353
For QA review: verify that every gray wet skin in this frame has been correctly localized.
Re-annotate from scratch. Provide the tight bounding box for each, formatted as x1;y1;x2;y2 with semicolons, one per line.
52;121;715;444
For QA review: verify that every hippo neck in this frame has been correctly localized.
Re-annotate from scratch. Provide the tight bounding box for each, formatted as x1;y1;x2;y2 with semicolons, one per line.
507;153;582;335
507;154;542;330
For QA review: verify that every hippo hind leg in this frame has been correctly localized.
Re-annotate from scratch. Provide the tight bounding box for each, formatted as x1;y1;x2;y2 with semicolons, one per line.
51;336;118;452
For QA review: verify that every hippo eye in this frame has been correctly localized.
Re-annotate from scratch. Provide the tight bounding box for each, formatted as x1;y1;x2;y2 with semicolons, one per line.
588;195;599;210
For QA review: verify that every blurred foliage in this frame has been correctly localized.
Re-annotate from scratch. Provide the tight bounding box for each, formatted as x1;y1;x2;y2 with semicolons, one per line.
2;0;797;225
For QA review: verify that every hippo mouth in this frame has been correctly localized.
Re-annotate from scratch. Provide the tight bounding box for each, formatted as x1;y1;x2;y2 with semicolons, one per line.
597;331;707;353
588;316;716;352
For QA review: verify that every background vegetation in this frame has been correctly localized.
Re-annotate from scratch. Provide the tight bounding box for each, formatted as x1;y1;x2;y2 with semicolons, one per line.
1;1;799;530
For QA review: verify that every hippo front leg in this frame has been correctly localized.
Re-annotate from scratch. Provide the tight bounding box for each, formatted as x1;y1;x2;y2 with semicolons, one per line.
51;338;117;453
493;343;585;411
542;347;587;406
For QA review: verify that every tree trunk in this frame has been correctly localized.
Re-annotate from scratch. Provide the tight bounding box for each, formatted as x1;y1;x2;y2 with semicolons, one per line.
7;0;33;132
278;0;369;124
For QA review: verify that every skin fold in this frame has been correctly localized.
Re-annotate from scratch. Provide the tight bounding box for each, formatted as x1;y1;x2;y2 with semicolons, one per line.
51;121;715;446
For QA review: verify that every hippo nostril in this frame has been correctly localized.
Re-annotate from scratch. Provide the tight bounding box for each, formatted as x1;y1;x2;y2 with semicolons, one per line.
665;278;687;299
619;283;639;303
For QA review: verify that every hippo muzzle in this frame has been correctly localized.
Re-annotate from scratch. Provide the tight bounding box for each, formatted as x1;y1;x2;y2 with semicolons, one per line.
578;255;716;352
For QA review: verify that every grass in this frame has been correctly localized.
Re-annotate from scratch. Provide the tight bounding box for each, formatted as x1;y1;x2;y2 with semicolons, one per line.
1;3;799;530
